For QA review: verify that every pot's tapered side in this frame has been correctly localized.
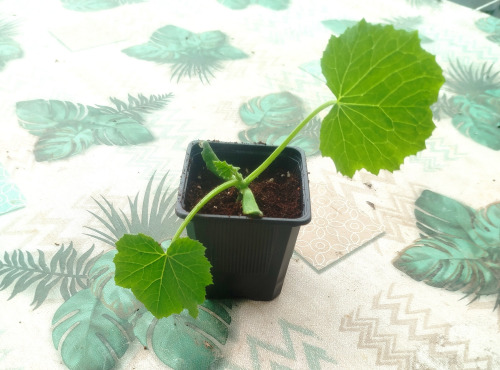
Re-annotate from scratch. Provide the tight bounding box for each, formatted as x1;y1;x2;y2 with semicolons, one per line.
175;141;311;300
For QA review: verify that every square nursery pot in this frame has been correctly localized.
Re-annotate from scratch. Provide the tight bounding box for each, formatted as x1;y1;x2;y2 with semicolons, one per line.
175;141;311;301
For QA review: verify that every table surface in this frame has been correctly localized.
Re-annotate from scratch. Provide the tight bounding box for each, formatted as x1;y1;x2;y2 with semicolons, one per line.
1;0;500;369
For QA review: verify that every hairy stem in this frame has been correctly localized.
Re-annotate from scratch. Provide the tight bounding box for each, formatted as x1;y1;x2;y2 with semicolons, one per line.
171;178;239;242
243;100;336;185
170;100;336;241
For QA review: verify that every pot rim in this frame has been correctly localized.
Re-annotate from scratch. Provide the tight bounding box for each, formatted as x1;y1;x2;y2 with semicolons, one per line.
175;140;311;226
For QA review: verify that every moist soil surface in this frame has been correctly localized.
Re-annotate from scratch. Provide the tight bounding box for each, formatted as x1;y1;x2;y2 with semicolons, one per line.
184;164;303;218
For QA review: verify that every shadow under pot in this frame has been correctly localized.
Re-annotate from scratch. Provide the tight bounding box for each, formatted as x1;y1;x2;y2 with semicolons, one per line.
175;141;311;301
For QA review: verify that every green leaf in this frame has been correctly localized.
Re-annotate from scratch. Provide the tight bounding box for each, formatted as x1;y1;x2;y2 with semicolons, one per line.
89;250;143;318
201;141;241;181
114;234;212;319
320;19;445;177
52;289;131;370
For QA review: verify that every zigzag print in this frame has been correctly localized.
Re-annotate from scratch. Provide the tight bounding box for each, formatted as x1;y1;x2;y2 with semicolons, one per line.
408;136;467;172
247;319;336;369
339;285;493;369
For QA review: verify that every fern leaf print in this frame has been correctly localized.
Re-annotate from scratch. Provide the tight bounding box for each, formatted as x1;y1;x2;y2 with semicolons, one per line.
16;93;172;161
0;244;101;309
122;25;247;83
0;19;23;70
393;190;500;309
61;0;146;12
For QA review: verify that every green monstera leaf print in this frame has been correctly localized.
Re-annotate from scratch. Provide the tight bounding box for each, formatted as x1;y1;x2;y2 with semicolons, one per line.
433;60;500;150
0;243;101;309
0;19;23;70
394;190;500;309
133;300;232;368
61;0;146;12
122;25;247;83
476;17;500;45
16;93;172;161
217;0;289;10
52;289;132;370
238;91;320;156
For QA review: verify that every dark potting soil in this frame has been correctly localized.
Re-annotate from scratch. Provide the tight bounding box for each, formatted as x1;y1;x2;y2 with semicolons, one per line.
184;165;303;218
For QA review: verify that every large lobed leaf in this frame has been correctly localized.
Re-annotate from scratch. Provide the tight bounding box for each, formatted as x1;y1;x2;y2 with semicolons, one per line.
320;19;445;177
114;233;212;318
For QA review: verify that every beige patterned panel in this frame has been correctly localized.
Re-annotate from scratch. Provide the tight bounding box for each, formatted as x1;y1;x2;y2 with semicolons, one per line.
295;182;384;271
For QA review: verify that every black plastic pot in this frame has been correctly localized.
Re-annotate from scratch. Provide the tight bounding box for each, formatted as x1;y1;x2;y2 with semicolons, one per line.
175;141;311;300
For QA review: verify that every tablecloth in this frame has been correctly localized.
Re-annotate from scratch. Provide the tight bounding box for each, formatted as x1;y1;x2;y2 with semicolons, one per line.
0;0;499;368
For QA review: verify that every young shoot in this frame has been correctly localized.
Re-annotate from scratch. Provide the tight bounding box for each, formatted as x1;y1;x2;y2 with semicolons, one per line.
113;19;445;319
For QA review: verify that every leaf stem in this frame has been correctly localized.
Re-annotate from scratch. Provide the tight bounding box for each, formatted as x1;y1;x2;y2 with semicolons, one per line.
170;99;336;242
243;100;336;185
171;179;239;242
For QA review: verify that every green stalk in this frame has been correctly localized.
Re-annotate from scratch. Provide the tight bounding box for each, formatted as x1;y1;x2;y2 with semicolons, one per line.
171;178;239;242
243;100;336;185
171;99;336;241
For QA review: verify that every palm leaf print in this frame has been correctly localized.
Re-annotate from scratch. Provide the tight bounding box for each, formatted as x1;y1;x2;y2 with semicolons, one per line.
85;172;181;246
61;0;146;12
0;19;22;70
0;244;101;309
393;190;500;309
16;93;172;161
445;60;500;96
432;60;500;150
122;25;247;83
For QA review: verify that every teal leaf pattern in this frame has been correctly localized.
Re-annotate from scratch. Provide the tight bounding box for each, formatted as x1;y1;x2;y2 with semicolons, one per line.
433;60;500;150
0;19;22;70
0;243;101;309
85;171;181;246
16;93;172;161
217;0;289;10
133;300;232;368
238;91;320;156
122;25;247;83
52;288;132;370
0;164;25;215
89;250;143;318
476;17;500;45
61;0;146;12
393;190;500;309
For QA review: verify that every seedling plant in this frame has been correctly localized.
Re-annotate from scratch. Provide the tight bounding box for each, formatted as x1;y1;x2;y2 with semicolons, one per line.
113;20;445;319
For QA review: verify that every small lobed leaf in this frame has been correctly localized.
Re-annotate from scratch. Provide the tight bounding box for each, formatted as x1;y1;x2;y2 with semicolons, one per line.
320;19;445;177
114;233;212;319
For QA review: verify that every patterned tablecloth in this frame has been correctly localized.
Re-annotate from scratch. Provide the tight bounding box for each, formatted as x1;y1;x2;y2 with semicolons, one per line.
1;0;499;369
